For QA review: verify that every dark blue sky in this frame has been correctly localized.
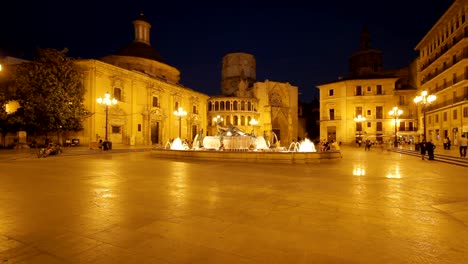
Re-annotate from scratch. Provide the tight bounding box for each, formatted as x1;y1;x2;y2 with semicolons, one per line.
0;1;453;102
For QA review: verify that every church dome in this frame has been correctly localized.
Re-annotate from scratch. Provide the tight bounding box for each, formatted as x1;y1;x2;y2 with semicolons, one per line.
114;41;164;62
111;13;164;63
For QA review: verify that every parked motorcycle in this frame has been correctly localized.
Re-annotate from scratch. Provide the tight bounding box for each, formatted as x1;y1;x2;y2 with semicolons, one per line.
37;143;63;158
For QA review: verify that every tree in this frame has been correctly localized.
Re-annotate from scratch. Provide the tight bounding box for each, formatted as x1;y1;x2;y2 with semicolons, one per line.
0;85;9;146
0;75;22;147
13;48;88;141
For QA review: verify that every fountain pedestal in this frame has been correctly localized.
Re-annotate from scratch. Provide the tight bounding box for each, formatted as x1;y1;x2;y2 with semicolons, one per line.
202;136;270;151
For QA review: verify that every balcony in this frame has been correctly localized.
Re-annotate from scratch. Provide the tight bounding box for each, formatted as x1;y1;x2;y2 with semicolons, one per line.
425;95;468;112
421;54;468;85
420;31;468;72
320;116;342;121
398;127;418;132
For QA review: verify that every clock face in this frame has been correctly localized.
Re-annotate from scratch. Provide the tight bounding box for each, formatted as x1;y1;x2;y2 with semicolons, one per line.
230;80;239;89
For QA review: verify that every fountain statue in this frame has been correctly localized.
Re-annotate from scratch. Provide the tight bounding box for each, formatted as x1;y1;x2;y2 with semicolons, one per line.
192;129;204;150
164;122;317;153
202;122;259;151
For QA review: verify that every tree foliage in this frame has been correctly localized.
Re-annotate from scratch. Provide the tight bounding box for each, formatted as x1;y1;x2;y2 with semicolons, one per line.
13;48;88;134
0;75;22;145
0;83;9;142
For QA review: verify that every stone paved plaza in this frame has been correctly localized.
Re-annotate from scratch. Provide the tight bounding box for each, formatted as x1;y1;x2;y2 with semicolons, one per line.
0;147;467;263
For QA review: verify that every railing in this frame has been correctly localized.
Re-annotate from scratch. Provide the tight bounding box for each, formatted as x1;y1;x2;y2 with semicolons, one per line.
320;116;342;121
354;92;386;96
420;31;468;72
425;96;468;112
398;127;418;132
421;53;468;85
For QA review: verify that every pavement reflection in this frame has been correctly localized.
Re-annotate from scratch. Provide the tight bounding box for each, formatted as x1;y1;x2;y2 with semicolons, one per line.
0;147;467;263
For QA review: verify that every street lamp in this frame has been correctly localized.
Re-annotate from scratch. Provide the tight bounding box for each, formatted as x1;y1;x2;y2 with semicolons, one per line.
414;91;436;141
389;106;403;147
174;107;187;138
213;115;224;135
96;92;118;141
249;118;258;136
213;115;223;123
353;115;366;141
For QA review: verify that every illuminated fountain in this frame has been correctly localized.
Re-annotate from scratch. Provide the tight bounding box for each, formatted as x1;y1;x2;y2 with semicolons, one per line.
169;138;189;150
156;123;337;164
288;142;300;152
165;123;317;153
286;138;316;152
298;138;316;152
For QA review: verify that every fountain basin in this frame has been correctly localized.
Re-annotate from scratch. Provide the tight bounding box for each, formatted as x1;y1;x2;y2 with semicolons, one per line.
151;149;341;164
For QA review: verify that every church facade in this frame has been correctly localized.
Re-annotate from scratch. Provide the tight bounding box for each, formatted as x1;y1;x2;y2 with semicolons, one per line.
317;26;419;145
207;52;298;145
49;14;298;147
72;14;209;147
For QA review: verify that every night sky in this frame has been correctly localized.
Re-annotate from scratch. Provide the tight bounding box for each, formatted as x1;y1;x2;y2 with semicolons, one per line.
0;1;454;102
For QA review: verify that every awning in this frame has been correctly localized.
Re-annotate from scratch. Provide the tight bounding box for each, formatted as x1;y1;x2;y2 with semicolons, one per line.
363;135;391;138
397;131;419;136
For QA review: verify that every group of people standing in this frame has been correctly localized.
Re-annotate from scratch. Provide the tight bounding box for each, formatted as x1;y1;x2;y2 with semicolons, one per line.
418;140;436;160
442;136;452;150
419;134;468;160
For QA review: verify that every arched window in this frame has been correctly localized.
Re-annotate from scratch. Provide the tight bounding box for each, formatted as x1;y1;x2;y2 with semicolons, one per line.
220;101;225;110
175;101;179;111
233;101;238;110
152;96;159;107
241;116;245;125
248;101;251;111
233;116;238;126
215;101;219;111
226;101;231;110
114;87;122;101
241;101;245;111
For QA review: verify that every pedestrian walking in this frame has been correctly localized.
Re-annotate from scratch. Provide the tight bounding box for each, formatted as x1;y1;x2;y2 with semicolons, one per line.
459;134;467;158
419;140;427;160
426;140;436;160
364;139;371;151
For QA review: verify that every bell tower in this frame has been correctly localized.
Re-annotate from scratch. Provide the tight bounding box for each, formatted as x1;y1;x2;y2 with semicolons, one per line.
221;52;256;96
348;25;383;77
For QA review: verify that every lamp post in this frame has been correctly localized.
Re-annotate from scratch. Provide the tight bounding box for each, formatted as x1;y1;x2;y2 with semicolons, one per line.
389;106;403;147
213;115;224;135
96;92;118;141
353;115;366;142
173;107;187;138
414;91;436;141
249;118;258;136
213;115;223;123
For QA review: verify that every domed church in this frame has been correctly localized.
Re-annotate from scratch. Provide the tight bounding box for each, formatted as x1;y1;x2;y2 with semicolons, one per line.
5;13;300;148
74;13;209;146
71;13;300;147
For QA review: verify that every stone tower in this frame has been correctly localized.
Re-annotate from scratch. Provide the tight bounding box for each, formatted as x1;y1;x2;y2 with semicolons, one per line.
221;52;256;96
348;25;383;77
